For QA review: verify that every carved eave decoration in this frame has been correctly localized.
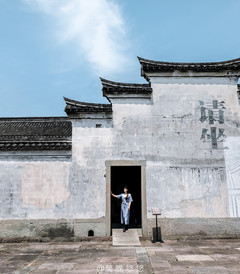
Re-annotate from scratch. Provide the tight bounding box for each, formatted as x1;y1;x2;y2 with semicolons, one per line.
138;56;240;80
100;78;152;101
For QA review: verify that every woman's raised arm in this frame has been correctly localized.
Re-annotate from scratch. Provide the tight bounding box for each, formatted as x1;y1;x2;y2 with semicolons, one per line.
111;190;118;198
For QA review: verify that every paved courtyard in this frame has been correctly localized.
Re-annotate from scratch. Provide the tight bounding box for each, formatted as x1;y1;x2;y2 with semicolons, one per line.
0;238;240;273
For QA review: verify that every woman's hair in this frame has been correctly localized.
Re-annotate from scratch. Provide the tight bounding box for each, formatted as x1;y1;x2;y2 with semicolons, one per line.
124;185;129;199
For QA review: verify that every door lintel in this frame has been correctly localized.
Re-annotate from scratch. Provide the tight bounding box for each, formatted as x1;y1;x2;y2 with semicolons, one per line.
105;160;146;167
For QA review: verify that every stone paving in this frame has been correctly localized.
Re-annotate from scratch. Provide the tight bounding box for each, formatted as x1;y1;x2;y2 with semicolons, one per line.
112;229;141;246
0;238;240;273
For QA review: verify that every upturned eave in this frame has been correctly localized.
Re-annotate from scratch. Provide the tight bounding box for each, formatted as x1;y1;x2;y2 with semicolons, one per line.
138;56;240;80
100;78;152;101
64;97;112;115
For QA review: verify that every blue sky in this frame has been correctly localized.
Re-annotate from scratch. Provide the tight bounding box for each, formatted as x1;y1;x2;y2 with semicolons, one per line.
0;0;240;117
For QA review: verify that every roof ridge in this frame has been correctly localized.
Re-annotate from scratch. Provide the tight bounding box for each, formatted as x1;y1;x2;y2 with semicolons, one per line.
100;77;150;87
137;56;240;66
63;97;112;115
0;117;69;121
138;56;240;79
63;97;111;107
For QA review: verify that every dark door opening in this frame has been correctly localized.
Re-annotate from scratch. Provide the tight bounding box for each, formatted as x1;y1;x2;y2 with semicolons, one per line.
111;166;142;229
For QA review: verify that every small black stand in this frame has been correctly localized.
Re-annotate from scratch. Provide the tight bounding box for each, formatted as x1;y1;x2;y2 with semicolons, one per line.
151;208;164;243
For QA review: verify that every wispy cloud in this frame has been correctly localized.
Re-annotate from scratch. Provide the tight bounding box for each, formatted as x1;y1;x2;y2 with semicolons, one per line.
23;0;131;75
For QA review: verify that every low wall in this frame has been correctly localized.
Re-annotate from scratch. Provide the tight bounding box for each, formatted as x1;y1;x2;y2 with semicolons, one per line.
0;217;106;242
1;217;240;242
147;218;240;240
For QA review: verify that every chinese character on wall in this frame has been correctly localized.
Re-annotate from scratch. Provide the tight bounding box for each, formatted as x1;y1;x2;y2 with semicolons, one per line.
199;100;226;149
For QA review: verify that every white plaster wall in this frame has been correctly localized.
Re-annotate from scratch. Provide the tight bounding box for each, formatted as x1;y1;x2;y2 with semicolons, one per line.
69;123;114;219
0;161;71;219
146;163;228;218
70;77;239;220
224;137;240;217
0;77;239;222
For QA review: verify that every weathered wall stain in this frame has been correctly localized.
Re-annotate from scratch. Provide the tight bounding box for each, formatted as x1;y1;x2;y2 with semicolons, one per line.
21;162;70;209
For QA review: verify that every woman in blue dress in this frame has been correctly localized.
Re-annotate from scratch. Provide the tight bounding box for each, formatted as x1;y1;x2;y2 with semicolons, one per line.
111;186;133;232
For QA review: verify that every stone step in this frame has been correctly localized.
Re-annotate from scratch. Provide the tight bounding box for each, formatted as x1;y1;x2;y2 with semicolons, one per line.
112;229;141;246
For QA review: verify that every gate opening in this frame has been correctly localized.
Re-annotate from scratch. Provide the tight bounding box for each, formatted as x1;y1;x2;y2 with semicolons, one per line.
111;166;142;229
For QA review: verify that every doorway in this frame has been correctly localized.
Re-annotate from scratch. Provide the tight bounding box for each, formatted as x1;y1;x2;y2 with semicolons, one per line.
111;166;142;229
105;160;147;237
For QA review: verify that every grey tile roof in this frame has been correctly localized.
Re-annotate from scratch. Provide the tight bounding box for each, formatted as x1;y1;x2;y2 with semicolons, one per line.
100;78;152;95
64;97;112;114
0;117;72;151
138;56;240;79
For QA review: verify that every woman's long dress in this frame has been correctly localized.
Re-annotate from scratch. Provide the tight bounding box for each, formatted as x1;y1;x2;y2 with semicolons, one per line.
117;193;133;225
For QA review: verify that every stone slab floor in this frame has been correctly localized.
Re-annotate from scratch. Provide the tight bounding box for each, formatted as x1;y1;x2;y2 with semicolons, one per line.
0;238;240;273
